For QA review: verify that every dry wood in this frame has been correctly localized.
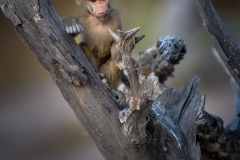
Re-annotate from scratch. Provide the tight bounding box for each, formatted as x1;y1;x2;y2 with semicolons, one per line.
137;35;186;83
109;28;145;109
1;0;240;159
194;0;240;87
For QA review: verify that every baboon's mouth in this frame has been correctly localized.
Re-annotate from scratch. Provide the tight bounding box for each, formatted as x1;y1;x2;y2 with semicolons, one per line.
96;14;109;22
97;14;107;19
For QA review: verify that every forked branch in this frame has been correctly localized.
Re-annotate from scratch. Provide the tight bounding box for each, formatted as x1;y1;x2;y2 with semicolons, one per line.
109;28;145;105
2;0;240;159
110;28;158;144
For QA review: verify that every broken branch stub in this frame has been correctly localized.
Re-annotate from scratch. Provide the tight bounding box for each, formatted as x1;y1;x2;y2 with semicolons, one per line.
109;27;145;110
150;75;202;159
137;36;187;83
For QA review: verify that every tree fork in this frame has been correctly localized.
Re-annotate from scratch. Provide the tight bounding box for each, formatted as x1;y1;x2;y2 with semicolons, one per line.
2;0;240;160
0;0;136;159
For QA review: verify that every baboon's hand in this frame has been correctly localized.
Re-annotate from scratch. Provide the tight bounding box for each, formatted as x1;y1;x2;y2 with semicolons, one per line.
98;73;108;84
62;17;83;34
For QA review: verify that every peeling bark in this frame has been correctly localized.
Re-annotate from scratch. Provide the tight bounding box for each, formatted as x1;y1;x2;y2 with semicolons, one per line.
1;0;240;160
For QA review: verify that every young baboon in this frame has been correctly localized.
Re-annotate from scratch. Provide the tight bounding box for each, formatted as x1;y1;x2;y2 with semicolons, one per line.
63;0;128;105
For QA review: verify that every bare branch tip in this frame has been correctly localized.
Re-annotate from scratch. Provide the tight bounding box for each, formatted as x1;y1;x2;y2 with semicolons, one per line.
109;29;119;42
135;34;145;44
126;27;141;36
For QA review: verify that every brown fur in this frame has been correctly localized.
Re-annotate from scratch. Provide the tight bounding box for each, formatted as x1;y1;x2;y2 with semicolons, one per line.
77;4;122;89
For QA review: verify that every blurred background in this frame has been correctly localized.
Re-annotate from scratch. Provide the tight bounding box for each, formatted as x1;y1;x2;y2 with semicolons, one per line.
0;0;240;159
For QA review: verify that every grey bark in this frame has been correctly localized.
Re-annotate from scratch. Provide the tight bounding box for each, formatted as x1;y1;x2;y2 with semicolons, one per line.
194;0;240;87
137;35;186;83
193;1;240;159
1;0;240;160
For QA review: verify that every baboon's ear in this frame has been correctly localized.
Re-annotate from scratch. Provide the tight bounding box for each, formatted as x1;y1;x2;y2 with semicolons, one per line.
75;0;84;5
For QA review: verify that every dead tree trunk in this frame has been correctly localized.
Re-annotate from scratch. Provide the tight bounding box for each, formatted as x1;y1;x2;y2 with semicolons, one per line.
1;0;240;159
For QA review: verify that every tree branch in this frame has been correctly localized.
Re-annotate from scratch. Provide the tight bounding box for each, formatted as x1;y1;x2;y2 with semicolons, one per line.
194;0;240;87
2;0;240;160
109;28;145;109
0;0;136;159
